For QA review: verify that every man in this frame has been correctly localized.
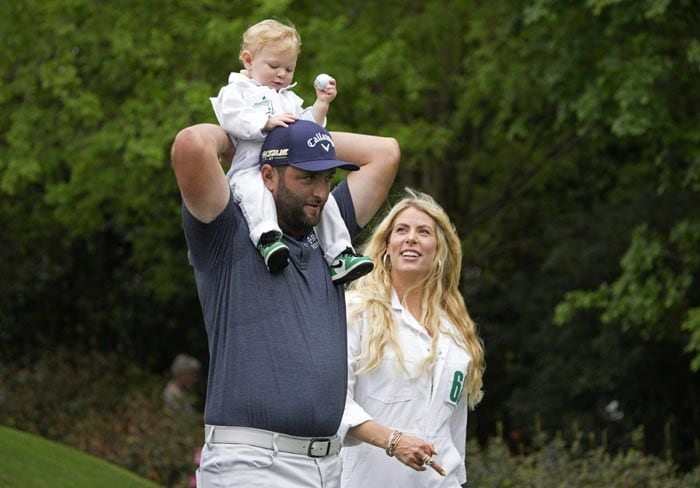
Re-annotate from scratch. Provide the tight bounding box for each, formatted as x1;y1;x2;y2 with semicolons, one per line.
162;353;201;414
171;119;399;487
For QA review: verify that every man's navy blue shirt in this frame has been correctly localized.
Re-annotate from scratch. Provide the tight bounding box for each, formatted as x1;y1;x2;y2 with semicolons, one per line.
183;181;360;437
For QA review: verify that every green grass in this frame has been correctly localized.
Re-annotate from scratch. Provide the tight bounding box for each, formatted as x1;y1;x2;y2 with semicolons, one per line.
0;426;161;488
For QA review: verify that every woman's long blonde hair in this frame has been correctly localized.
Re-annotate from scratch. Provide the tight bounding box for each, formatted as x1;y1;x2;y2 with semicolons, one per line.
348;188;485;408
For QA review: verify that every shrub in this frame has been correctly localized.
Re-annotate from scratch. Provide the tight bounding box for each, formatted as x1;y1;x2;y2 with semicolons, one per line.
2;349;699;487
0;349;200;487
467;433;700;487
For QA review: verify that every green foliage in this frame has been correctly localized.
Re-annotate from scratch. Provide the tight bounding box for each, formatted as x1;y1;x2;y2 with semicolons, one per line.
555;221;699;342
1;0;699;472
683;308;700;371
3;350;699;487
550;0;700;371
0;349;201;487
467;435;700;487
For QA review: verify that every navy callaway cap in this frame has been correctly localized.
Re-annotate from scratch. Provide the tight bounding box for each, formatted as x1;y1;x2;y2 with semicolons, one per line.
259;120;359;172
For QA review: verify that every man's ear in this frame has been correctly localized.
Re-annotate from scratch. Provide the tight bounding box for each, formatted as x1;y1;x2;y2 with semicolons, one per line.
260;164;277;191
241;50;253;69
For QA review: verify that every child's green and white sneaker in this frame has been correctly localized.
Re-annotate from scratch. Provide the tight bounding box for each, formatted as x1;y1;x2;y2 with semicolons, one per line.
330;248;374;285
258;237;289;273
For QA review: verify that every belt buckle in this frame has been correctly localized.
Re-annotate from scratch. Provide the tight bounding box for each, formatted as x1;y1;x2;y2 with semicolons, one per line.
307;437;332;457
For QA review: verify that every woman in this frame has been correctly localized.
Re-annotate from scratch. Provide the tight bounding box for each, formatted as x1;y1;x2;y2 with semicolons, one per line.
340;188;485;487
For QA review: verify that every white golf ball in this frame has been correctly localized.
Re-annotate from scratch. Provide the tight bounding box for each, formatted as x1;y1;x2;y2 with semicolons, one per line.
315;73;332;90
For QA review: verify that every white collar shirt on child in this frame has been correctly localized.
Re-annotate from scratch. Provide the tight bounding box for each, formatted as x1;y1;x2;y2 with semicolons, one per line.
210;71;321;175
211;71;313;142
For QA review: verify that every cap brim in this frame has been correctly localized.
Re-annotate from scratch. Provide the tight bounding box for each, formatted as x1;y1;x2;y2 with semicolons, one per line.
290;159;360;172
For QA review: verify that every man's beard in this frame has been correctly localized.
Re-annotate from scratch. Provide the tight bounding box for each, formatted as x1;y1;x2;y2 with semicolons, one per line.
275;175;324;235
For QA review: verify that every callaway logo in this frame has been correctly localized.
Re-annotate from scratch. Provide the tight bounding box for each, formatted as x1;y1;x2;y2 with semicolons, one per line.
307;132;334;152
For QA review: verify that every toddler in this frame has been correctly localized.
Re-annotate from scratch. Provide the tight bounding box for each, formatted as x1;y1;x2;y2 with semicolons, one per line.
210;19;373;285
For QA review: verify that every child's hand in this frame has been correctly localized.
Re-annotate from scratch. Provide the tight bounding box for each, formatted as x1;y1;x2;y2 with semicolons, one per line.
314;77;337;103
264;113;299;132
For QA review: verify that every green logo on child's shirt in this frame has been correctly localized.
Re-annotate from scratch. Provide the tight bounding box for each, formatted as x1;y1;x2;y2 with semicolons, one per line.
253;96;274;115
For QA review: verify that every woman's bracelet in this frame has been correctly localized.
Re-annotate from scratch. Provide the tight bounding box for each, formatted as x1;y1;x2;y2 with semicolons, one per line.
385;430;403;457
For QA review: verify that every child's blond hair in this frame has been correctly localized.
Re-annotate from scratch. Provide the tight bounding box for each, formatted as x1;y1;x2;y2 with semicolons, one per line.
239;19;301;63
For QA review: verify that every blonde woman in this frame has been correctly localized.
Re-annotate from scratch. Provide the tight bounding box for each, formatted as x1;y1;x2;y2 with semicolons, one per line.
340;188;485;487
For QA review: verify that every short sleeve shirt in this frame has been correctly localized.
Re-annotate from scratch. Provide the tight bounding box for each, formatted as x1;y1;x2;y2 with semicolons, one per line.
182;181;360;437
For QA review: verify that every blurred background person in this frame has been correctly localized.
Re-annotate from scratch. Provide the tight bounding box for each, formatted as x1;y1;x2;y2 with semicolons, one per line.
163;353;201;414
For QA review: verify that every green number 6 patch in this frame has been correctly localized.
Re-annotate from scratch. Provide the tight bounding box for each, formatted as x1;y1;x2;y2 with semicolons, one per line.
450;370;464;403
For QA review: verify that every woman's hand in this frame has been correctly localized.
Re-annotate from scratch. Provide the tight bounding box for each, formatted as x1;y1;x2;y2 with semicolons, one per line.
346;421;447;476
392;433;446;476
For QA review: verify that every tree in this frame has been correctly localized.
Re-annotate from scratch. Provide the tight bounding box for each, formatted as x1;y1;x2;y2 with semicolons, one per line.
2;0;698;467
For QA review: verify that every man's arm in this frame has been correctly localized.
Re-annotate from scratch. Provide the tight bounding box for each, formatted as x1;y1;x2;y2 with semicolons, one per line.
171;123;233;223
330;132;400;227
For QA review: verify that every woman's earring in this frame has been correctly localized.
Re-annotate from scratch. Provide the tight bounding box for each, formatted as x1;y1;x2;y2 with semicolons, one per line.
383;253;391;269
